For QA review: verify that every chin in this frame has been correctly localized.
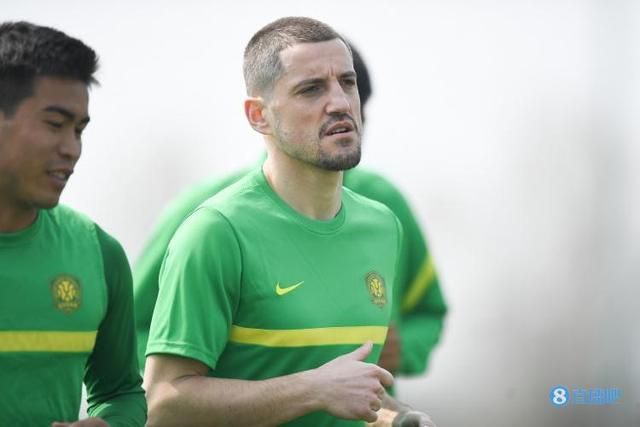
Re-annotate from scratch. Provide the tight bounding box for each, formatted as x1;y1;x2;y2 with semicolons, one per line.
35;195;62;210
317;152;361;171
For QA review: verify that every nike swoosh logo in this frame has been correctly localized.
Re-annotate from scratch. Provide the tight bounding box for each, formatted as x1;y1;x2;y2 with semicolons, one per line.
275;281;304;296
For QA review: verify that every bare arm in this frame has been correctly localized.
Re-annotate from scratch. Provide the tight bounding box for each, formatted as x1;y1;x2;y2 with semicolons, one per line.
144;342;394;427
144;354;318;427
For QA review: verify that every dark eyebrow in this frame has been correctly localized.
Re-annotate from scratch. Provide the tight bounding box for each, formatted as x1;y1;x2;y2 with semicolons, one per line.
291;78;325;93
43;106;90;125
340;71;357;80
291;71;357;93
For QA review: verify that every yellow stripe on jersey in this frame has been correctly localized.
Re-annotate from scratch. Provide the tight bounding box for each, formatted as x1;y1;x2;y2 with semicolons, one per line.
0;331;97;352
401;255;436;313
229;325;388;347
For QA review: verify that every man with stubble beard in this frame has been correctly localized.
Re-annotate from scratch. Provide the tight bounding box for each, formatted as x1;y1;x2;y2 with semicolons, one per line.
143;17;436;427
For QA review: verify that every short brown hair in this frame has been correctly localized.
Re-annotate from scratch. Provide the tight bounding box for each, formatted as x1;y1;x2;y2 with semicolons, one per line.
243;17;349;97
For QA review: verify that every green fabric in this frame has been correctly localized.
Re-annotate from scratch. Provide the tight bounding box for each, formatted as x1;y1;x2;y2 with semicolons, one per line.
88;225;147;425
0;205;146;426
134;169;249;366
135;166;447;376
147;168;402;427
342;169;447;375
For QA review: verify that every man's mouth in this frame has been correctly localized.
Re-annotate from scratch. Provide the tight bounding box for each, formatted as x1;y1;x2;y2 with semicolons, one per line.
327;127;352;136
47;169;73;182
323;120;355;137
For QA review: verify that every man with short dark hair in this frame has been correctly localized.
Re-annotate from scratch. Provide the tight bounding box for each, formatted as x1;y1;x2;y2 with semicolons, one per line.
134;42;447;386
143;16;435;427
0;21;146;426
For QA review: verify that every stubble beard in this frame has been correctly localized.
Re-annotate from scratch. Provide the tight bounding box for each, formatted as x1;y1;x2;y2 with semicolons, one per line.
273;120;362;172
315;140;362;171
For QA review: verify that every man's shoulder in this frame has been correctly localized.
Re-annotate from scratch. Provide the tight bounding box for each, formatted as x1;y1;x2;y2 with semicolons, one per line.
173;168;264;236
167;175;260;255
46;204;97;233
49;205;125;251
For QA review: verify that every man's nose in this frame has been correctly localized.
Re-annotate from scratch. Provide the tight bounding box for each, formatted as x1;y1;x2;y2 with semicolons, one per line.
58;130;82;161
325;82;351;114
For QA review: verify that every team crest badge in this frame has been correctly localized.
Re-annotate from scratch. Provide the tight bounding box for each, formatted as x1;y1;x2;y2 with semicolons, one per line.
51;275;82;313
365;272;387;308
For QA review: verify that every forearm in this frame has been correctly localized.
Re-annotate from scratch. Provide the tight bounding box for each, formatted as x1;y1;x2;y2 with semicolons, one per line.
147;371;320;427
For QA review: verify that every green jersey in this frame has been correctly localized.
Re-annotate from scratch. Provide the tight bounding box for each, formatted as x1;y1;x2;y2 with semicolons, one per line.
342;170;447;375
0;205;146;426
147;168;402;427
135;166;446;375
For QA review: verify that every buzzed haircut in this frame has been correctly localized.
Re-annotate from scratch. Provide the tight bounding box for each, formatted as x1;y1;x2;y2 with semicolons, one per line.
0;21;98;116
243;16;350;97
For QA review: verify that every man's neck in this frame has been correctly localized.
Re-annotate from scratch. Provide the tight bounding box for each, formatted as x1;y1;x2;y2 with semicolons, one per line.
262;151;343;221
0;204;38;233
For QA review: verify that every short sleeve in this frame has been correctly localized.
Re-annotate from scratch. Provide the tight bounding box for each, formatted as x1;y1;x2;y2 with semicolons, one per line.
146;207;242;369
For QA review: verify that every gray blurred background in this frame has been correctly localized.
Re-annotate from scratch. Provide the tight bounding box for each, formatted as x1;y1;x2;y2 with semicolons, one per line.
4;1;639;426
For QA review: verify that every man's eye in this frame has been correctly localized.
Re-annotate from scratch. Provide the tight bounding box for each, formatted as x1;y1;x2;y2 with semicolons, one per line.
74;128;85;138
342;78;357;89
46;121;63;129
300;86;320;95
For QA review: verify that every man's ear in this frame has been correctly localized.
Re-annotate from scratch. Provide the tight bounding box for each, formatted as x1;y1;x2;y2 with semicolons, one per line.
244;97;271;135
